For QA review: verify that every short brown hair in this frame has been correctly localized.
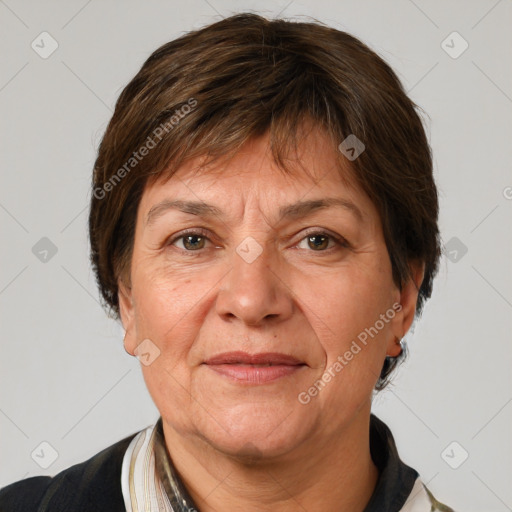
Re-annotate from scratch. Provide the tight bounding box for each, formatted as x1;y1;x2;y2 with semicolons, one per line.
88;13;441;389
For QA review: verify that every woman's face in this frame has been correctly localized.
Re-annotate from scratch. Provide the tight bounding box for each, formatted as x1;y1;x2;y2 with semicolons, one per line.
119;129;421;458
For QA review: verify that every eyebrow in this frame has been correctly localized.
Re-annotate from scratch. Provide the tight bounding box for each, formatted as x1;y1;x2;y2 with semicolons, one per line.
145;197;364;227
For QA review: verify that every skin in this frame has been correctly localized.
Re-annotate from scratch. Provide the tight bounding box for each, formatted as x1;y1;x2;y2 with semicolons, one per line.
119;126;423;511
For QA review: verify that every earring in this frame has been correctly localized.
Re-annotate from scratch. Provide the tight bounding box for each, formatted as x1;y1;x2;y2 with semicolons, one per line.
396;337;405;357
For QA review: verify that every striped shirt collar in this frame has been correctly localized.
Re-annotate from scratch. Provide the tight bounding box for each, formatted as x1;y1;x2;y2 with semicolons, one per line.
121;414;450;511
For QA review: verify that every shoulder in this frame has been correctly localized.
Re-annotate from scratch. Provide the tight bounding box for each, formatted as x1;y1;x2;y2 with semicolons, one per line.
0;432;137;512
0;476;52;510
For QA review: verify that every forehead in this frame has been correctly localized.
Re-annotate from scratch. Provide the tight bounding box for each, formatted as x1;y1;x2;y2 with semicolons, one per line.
138;130;377;226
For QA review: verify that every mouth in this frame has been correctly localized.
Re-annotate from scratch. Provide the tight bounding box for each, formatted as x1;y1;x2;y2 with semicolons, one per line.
203;351;307;384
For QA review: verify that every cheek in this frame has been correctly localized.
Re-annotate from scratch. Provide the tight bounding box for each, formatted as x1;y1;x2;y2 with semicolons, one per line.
131;270;200;363
311;265;392;341
134;262;195;327
305;263;394;396
133;274;205;420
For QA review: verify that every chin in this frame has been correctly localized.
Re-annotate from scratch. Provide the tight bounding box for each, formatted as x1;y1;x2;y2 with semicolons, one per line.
193;402;314;461
205;430;303;463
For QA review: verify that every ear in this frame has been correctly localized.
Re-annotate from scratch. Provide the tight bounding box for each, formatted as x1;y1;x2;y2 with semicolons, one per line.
386;261;425;357
118;278;137;356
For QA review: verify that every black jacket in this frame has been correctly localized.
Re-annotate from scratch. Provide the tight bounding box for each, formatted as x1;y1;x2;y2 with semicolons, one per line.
0;433;136;511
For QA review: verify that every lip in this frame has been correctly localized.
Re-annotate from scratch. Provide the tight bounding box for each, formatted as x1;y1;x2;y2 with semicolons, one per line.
203;351;306;384
204;351;304;366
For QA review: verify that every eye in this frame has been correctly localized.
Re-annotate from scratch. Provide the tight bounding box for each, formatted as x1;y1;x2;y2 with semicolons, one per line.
296;230;349;252
167;229;213;252
166;228;349;254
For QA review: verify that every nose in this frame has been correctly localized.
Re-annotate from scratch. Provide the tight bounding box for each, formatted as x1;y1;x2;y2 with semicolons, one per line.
215;240;294;327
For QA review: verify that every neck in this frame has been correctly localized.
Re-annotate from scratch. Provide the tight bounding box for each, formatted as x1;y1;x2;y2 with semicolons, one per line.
162;405;379;512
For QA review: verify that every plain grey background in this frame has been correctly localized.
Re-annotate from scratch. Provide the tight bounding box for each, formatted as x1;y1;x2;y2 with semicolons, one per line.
1;0;511;510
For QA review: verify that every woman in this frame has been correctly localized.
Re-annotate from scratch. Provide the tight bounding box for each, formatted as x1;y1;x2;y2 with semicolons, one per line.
0;13;454;511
